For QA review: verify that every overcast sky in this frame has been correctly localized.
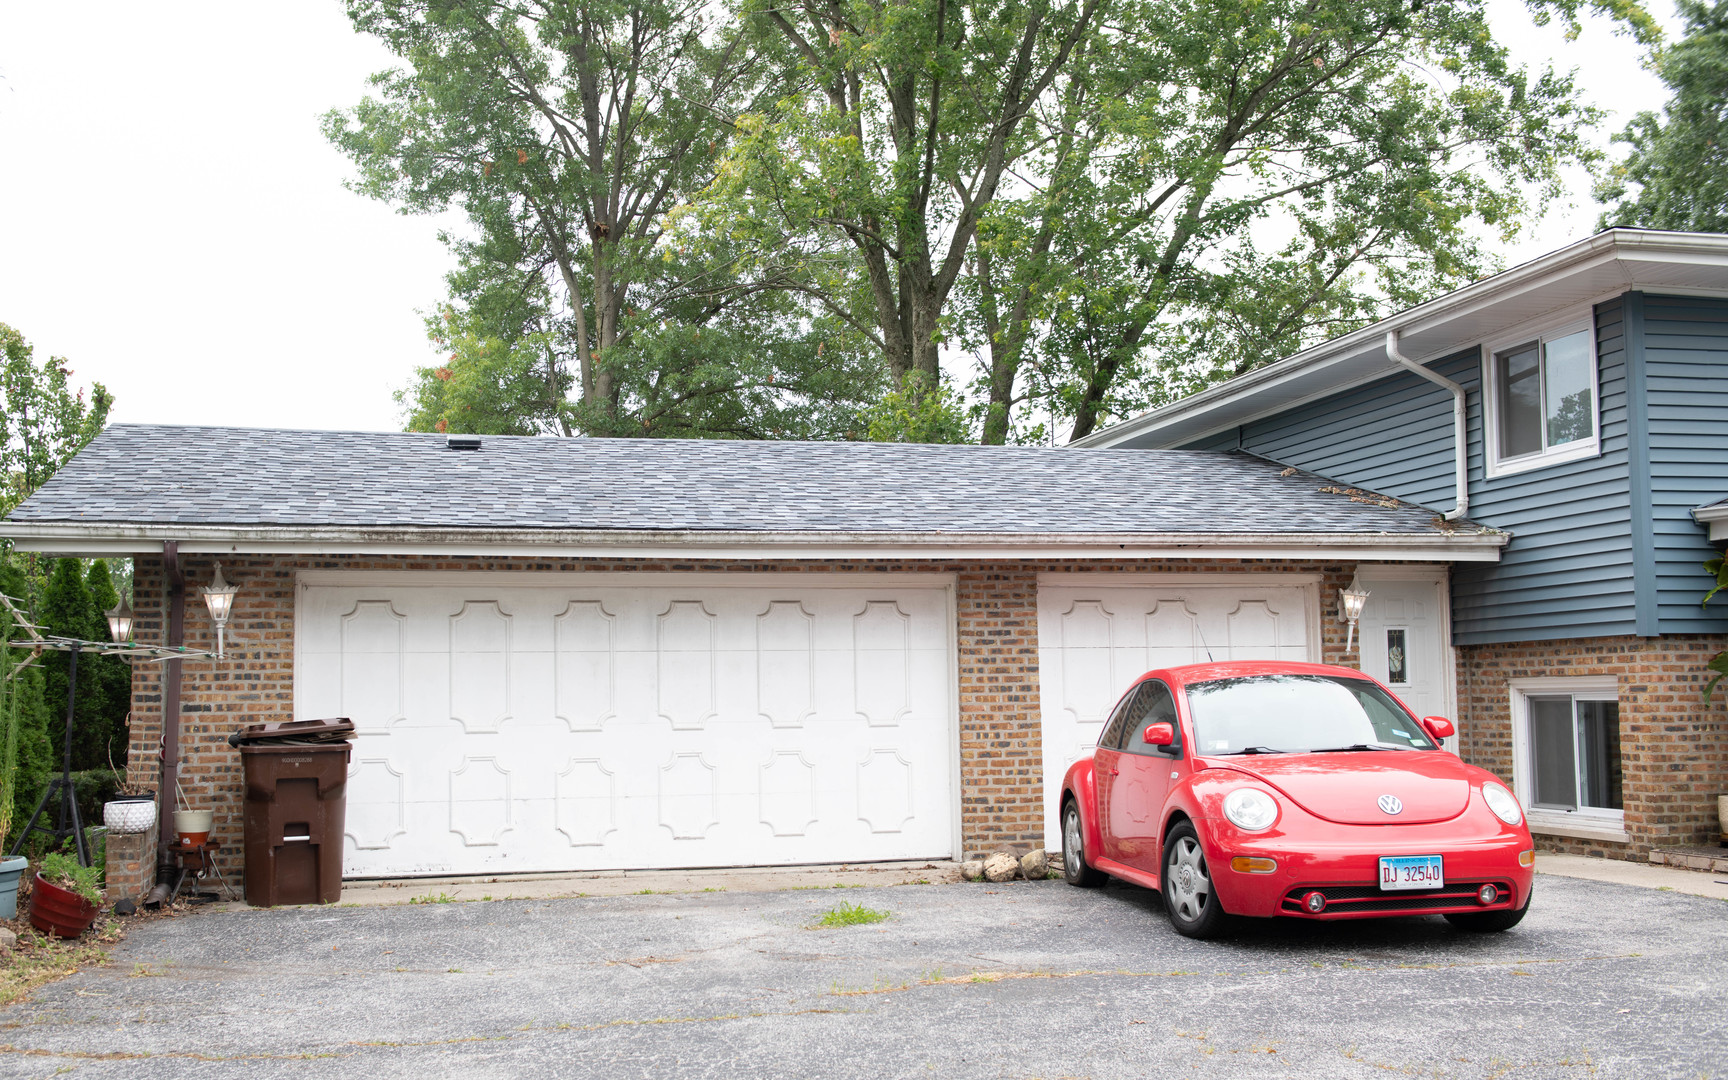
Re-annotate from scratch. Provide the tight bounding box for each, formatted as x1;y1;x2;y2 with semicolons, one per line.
0;2;1681;435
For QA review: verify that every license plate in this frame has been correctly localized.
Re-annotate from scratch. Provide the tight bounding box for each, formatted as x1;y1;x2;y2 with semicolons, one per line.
1378;855;1444;891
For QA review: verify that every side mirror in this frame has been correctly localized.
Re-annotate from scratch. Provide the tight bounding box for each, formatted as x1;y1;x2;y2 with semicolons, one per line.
1142;722;1175;748
1421;716;1455;743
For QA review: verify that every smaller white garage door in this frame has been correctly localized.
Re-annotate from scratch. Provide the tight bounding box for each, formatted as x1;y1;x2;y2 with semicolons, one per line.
1036;575;1319;847
295;573;958;877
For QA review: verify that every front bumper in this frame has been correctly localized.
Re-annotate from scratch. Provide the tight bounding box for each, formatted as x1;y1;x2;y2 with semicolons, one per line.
1206;816;1534;920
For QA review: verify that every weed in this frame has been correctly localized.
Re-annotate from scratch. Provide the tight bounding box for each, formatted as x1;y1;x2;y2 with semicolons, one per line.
407;892;456;905
814;902;889;928
0;918;125;1005
701;887;724;893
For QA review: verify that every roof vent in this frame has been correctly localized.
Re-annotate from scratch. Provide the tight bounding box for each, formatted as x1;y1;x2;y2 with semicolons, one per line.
445;434;483;451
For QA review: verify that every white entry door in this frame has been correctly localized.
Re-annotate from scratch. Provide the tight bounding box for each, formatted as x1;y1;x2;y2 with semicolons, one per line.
1354;569;1455;751
295;573;957;877
1035;575;1319;847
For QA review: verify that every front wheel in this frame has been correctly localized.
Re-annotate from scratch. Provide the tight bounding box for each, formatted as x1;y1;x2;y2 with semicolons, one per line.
1162;822;1230;939
1061;800;1105;887
1444;886;1532;933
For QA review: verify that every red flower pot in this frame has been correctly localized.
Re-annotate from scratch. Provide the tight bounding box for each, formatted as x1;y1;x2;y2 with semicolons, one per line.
28;873;99;939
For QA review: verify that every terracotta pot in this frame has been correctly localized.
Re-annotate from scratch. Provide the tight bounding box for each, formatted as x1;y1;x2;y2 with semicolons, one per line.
174;809;213;848
28;872;100;939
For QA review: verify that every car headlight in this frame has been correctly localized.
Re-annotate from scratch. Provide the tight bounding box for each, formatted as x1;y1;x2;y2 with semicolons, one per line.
1222;788;1278;831
1482;782;1523;826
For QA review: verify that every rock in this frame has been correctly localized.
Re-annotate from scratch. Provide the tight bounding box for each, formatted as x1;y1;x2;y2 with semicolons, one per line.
960;859;986;882
983;852;1019;883
114;899;137;917
1020;849;1049;880
0;928;14;951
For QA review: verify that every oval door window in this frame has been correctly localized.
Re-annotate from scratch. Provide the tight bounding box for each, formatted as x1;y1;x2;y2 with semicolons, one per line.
1386;628;1409;684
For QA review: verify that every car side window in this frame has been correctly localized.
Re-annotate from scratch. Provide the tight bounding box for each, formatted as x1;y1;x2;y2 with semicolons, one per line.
1098;690;1135;751
1123;680;1181;756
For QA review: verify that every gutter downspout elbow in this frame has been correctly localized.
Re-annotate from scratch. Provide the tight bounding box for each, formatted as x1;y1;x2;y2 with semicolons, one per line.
1386;331;1469;521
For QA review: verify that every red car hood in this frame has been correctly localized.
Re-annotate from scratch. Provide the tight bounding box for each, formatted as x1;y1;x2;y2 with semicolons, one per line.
1210;752;1474;825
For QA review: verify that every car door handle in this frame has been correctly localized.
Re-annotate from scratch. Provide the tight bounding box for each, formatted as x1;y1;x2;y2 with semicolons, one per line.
1108;766;1120;775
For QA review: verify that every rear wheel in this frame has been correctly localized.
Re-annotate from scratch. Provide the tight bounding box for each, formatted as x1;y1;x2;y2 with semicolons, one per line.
1061;799;1105;887
1162;822;1229;938
1444;885;1532;933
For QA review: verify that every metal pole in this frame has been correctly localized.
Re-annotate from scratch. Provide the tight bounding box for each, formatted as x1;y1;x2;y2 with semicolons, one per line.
63;644;88;867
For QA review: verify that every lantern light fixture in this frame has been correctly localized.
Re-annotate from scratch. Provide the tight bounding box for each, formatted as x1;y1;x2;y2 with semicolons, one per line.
1340;575;1371;653
201;563;240;659
105;596;134;644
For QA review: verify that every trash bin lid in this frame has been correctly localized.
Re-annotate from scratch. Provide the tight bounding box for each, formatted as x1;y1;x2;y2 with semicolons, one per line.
227;717;355;748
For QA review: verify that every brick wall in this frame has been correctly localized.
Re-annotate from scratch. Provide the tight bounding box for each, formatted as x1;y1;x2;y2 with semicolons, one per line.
103;828;157;905
1456;634;1728;858
128;554;1365;883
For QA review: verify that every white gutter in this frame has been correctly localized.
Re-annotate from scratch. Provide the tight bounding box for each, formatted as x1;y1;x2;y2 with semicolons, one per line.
1386;330;1469;521
1692;503;1728;544
2;522;1508;562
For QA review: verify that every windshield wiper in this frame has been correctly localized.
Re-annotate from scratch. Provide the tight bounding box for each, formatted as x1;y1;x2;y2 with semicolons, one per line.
1309;743;1409;753
1224;746;1287;755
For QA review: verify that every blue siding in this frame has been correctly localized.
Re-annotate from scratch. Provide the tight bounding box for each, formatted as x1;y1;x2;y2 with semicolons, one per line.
1184;304;1643;645
1183;428;1242;451
1642;294;1728;634
1231;352;1468;512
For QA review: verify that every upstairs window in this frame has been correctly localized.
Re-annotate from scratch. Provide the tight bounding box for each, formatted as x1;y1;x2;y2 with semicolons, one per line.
1484;317;1599;477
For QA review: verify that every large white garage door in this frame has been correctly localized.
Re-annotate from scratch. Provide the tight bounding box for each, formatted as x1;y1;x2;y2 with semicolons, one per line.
296;573;957;877
1036;575;1319;847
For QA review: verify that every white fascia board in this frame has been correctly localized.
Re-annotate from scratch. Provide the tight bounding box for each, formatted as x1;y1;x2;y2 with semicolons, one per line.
1076;229;1728;450
1;522;1507;562
1692;503;1728;543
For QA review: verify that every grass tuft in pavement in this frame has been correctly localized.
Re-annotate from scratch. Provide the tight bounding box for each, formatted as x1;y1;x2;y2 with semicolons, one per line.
814;901;889;928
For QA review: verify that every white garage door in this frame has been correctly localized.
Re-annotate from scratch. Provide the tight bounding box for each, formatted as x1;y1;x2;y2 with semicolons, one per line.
295;573;957;877
1036;575;1319;847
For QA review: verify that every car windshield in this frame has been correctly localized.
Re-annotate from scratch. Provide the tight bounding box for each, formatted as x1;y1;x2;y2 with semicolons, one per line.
1183;674;1437;755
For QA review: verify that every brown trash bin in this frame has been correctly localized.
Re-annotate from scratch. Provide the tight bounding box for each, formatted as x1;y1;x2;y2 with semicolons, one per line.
239;740;352;907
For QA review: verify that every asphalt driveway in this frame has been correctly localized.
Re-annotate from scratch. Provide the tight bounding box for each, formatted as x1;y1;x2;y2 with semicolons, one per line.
0;873;1722;1080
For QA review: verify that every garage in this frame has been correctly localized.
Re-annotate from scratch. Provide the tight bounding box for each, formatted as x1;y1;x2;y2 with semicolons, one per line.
294;573;959;877
1035;575;1320;845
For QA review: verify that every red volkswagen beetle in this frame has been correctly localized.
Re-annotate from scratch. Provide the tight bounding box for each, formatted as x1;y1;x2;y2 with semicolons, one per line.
1060;661;1535;939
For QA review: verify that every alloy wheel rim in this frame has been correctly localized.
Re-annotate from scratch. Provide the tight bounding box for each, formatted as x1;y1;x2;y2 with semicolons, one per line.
1169;837;1210;921
1063;810;1082;875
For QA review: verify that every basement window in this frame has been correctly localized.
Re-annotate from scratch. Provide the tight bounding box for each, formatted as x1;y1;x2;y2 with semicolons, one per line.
1510;677;1624;841
1483;313;1599;477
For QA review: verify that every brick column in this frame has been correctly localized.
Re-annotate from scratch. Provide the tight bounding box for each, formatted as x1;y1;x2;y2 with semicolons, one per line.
955;565;1043;855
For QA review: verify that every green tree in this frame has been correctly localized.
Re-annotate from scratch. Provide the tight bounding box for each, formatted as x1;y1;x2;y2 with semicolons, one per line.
38;559;123;774
0;323;112;518
1597;0;1728;231
709;0;1105;410
708;0;1654;442
0;560;53;842
327;0;883;439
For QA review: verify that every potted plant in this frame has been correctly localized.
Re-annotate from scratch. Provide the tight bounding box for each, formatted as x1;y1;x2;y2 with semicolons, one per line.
102;769;157;837
28;851;102;938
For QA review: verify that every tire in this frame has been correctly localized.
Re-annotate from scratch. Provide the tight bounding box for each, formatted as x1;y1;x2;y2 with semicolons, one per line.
1162;822;1230;939
1061;799;1106;888
1444;885;1532;933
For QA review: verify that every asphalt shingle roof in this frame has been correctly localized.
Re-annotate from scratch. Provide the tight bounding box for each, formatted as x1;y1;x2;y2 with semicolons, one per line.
5;424;1484;537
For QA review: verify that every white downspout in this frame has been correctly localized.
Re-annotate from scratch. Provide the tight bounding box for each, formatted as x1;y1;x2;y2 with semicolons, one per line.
1386;330;1469;521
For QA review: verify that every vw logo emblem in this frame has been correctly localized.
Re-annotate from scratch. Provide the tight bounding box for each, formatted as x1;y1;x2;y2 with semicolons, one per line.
1377;794;1403;815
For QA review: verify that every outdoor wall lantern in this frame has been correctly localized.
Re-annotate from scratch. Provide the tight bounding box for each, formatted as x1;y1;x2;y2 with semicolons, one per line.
200;563;240;660
1340;575;1371;653
105;564;240;659
105;596;134;645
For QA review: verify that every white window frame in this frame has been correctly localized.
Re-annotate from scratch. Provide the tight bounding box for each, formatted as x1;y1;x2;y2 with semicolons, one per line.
1481;308;1602;479
1507;676;1626;843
